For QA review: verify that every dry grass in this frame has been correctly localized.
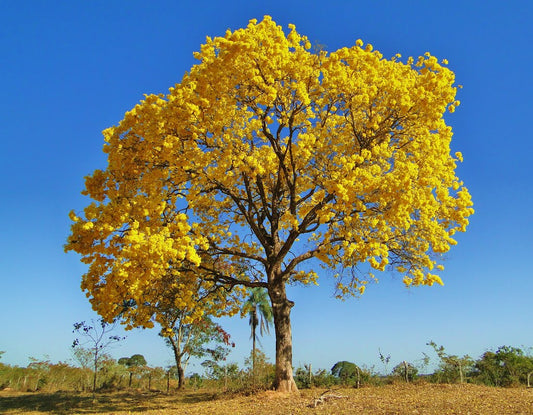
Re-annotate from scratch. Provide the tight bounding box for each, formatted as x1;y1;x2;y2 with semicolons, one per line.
1;384;531;414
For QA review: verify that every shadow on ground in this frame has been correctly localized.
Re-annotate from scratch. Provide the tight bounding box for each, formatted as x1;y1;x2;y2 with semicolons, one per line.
0;390;219;414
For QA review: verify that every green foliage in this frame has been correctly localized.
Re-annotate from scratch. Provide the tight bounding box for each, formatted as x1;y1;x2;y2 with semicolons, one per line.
331;361;375;387
118;354;147;368
72;319;125;394
244;349;275;389
331;361;358;382
71;347;94;369
145;366;167;391
378;349;391;374
473;346;533;387
311;368;338;388
200;344;244;391
201;345;231;378
202;361;240;382
294;365;337;389
427;341;474;384
189;373;203;389
294;361;378;389
391;362;418;382
242;287;273;386
293;366;312;389
201;361;242;391
117;354;148;388
161;313;233;389
3;342;533;393
0;358;171;393
242;288;273;343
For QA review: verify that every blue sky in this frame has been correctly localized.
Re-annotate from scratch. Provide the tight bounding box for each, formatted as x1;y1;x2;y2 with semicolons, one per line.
1;0;532;375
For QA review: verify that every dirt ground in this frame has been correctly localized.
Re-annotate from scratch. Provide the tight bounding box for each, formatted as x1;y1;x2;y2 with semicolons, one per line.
0;383;531;414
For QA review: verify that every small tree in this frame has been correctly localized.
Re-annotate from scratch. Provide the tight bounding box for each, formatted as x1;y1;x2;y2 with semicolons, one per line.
392;361;418;382
473;346;533;387
145;366;166;391
189;373;203;389
378;349;391;375
27;356;51;391
331;361;365;387
417;352;431;374
72;319;124;394
118;354;147;387
427;341;473;384
111;264;237;390
294;366;313;389
71;347;96;390
160;313;233;390
201;345;231;379
244;349;275;388
201;345;240;390
241;287;273;385
295;367;337;388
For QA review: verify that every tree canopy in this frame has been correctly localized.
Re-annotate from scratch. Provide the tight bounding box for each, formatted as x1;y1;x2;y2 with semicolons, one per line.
474;346;533;387
66;16;473;391
118;354;147;368
331;361;359;379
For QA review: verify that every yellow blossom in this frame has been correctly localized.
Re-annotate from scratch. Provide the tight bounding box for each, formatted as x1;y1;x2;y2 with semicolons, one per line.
65;17;473;378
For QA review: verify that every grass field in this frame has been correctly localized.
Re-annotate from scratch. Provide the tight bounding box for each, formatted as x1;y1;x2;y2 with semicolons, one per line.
1;384;531;414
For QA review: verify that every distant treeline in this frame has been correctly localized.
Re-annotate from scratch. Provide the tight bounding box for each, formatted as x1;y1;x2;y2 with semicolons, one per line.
0;355;171;393
293;344;533;389
1;345;532;393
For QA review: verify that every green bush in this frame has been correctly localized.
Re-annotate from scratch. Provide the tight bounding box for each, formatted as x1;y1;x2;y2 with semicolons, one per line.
391;362;418;382
189;373;203;389
473;346;533;387
294;366;337;389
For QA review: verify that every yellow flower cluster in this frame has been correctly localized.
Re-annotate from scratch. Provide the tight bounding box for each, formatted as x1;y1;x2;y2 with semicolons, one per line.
66;16;473;324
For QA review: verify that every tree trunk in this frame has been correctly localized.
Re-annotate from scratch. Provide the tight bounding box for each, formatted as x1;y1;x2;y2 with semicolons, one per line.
252;323;256;387
269;282;298;392
224;365;228;390
177;363;185;389
169;336;185;390
93;353;98;396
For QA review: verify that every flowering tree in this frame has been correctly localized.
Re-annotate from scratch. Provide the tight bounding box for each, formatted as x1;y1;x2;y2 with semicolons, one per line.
66;16;473;392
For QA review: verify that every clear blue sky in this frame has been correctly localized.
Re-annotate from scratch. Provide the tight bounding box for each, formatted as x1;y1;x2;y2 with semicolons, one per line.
1;0;532;375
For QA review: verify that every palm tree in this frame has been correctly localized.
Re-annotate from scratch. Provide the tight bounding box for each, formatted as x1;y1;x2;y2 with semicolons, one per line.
242;287;273;383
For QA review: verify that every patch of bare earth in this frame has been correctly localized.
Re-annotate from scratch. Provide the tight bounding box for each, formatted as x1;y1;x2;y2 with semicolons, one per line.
0;384;531;414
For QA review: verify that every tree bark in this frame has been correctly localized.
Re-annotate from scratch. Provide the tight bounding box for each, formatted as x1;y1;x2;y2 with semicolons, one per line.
269;282;298;392
252;327;256;387
93;353;98;396
169;336;186;390
177;363;185;389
